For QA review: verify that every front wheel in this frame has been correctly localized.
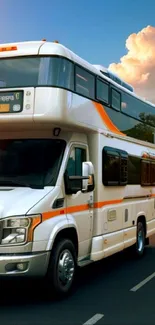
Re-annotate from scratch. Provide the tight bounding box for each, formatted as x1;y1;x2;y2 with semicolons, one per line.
46;239;77;297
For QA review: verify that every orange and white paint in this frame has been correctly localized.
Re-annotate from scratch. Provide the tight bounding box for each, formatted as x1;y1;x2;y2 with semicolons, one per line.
0;39;155;284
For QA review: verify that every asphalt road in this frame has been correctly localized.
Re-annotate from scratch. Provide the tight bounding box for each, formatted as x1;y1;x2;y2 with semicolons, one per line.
1;236;155;325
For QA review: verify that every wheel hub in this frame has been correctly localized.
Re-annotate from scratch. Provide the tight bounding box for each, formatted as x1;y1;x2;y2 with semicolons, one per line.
58;249;75;287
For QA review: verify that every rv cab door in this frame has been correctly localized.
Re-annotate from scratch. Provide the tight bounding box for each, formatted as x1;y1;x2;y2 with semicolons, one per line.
64;144;94;259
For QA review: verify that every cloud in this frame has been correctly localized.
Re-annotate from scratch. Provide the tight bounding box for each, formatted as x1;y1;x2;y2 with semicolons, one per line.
108;25;155;103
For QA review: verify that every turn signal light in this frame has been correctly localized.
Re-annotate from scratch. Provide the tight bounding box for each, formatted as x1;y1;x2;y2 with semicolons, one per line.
0;46;17;52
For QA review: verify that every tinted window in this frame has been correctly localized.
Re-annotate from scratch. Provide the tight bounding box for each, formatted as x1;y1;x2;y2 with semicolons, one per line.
103;149;120;185
75;66;95;99
121;92;140;118
96;79;109;104
103;105;155;144
111;88;121;111
150;162;155;185
66;147;86;177
66;147;86;189
47;57;74;90
141;160;150;186
0;57;41;88
0;56;74;90
102;146;128;186
0;139;66;188
121;92;155;127
128;155;141;184
120;152;128;185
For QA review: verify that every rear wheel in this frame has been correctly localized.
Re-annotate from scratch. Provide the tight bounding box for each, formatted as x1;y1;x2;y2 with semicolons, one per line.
135;221;145;257
47;239;77;297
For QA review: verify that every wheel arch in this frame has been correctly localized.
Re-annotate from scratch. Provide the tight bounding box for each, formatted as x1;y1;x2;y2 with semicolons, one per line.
46;216;79;256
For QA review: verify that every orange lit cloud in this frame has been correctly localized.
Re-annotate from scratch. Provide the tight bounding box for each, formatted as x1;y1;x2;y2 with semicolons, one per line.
108;25;155;103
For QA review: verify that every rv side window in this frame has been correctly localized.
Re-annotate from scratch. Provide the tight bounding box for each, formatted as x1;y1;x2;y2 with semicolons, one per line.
75;66;95;99
150;162;155;185
128;155;141;184
96;79;109;104
141;160;150;186
102;146;128;186
111;88;121;111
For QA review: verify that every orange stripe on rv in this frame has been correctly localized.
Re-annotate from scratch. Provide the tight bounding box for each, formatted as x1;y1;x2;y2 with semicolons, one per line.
93;102;126;136
42;199;122;221
94;199;123;208
42;204;90;221
66;204;89;214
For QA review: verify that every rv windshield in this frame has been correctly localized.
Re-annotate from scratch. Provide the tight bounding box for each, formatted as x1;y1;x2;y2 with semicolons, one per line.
0;139;66;189
0;56;74;89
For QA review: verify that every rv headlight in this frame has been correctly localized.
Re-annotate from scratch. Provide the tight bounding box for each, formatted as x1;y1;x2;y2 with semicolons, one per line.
6;218;30;228
1;215;41;246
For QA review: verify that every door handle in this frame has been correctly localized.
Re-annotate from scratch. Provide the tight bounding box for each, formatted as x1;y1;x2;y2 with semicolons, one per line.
88;195;94;208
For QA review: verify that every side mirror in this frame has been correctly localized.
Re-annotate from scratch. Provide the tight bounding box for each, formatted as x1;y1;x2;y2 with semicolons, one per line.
64;161;95;195
82;161;95;192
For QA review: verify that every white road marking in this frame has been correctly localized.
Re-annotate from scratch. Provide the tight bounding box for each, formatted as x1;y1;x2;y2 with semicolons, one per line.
130;272;155;292
83;314;104;325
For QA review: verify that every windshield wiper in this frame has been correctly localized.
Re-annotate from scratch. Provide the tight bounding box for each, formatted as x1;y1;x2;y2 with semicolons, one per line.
0;178;44;189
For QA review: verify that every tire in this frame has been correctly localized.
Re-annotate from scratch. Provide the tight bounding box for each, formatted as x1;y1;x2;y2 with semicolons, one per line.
46;238;77;297
135;221;145;257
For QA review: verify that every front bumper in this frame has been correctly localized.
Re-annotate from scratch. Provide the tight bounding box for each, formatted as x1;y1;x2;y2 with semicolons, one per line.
0;251;50;277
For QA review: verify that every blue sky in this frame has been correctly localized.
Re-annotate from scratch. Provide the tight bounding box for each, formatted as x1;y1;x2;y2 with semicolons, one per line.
1;0;155;67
